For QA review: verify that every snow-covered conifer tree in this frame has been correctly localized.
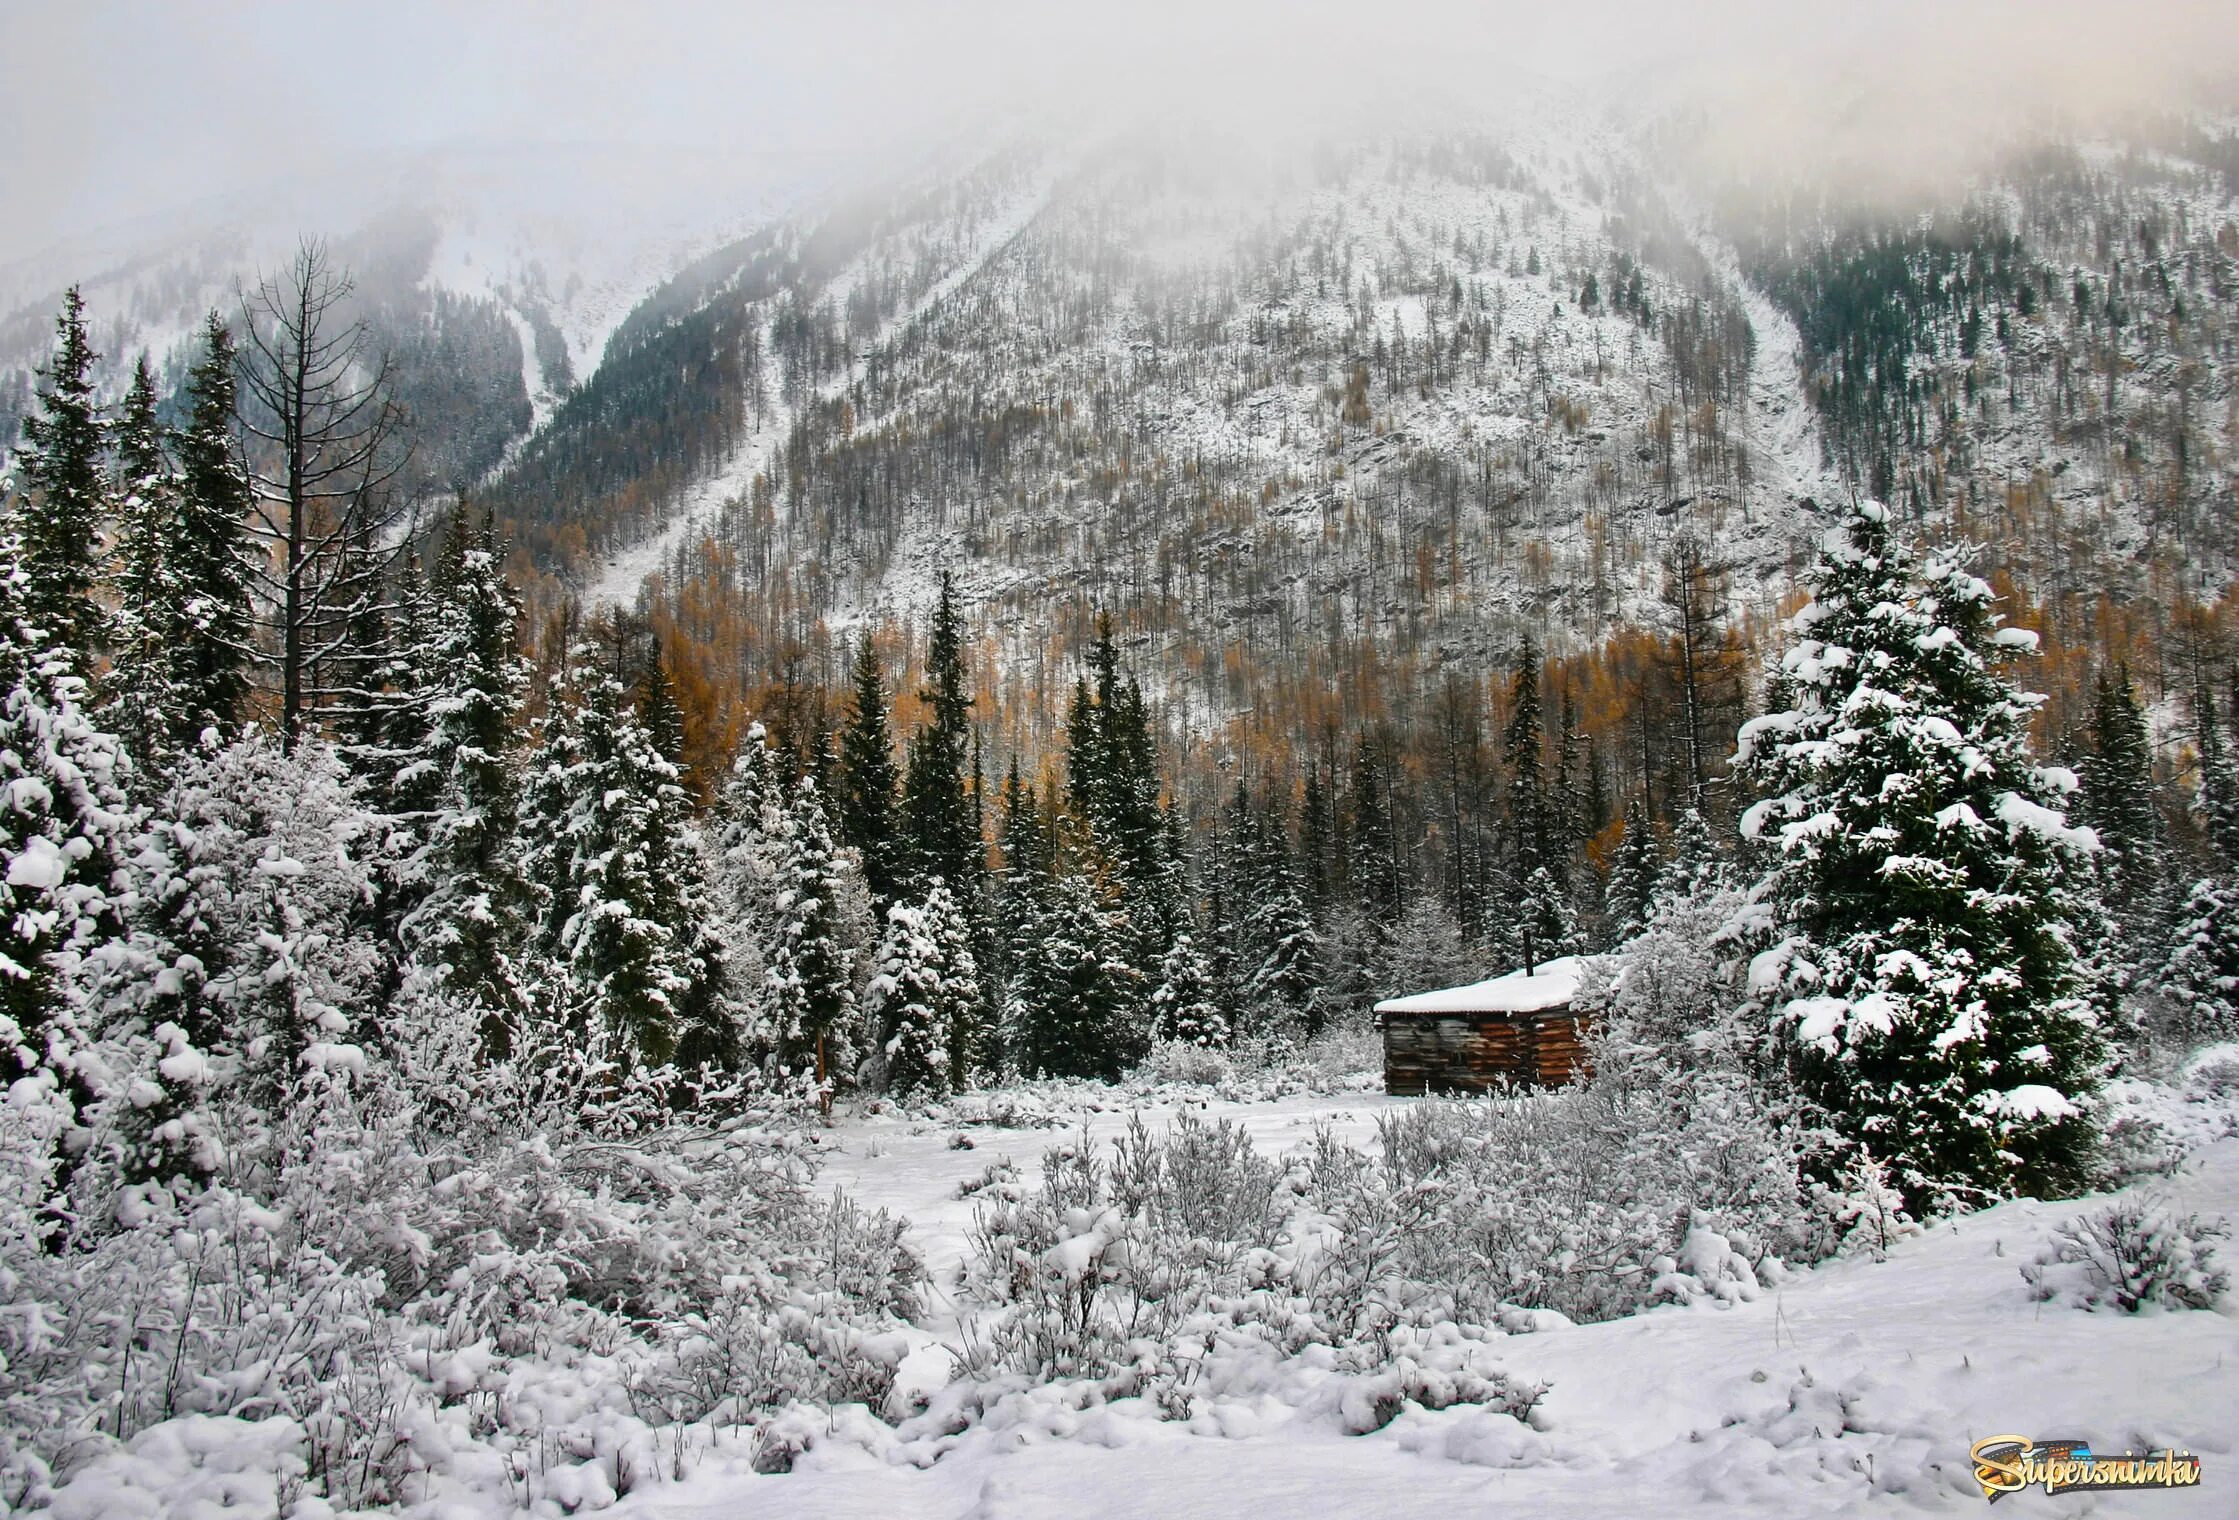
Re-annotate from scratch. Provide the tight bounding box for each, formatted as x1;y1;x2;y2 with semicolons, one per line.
167;315;259;745
1602;798;1659;947
2156;877;2237;1047
1011;871;1141;1078
1652;805;1724;911
765;773;858;1084
1150;931;1229;1048
868;880;982;1099
124;731;384;1106
0;530;131;1084
1515;863;1577;968
1244;864;1323;1040
1736;502;2106;1211
397;514;532;1032
13;288;107;670
520;640;709;1067
102;357;185;769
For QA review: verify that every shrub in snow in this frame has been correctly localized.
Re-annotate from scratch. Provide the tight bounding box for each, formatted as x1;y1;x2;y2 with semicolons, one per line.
5;997;921;1514
1827;1148;1922;1261
953;1114;1553;1441
1347;1073;1824;1325
2181;1042;2239;1100
1141;1037;1233;1086
2022;1197;2231;1312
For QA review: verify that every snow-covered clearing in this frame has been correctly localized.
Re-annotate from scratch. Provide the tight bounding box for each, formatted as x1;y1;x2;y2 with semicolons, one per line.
625;1088;2238;1520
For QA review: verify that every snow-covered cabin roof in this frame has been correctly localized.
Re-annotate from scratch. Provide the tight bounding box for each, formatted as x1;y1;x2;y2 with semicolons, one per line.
1373;955;1594;1016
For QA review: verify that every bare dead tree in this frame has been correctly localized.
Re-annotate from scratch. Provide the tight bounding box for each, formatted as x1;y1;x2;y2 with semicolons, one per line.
1657;531;1737;808
236;240;414;745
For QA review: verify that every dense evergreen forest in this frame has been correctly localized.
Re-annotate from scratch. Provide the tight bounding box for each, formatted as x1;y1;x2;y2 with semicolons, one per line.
3;255;2234;1136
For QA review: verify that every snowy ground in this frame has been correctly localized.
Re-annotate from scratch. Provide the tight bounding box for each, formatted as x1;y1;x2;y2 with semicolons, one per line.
623;1088;2239;1520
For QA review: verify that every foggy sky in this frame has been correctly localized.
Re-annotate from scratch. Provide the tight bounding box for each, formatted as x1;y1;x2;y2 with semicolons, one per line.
2;0;2235;267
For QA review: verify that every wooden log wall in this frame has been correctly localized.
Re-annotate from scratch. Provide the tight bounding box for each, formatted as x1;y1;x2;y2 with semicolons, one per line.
1382;1010;1594;1095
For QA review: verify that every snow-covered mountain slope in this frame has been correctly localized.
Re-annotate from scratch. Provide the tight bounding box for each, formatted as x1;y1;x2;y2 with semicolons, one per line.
492;100;1821;694
0;143;806;490
495;102;2233;731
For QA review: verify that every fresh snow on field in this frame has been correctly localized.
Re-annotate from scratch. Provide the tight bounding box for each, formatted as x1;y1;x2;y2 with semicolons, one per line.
619;1089;2238;1520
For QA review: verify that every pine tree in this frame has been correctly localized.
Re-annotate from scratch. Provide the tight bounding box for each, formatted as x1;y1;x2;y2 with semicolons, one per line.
13;288;107;668
837;631;904;910
1736;502;2106;1211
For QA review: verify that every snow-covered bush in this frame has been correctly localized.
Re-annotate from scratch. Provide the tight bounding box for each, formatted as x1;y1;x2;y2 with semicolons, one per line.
2182;1042;2239;1100
2022;1198;2230;1312
1346;1074;1824;1326
1140;1038;1233;1086
4;993;922;1514
953;1114;1552;1440
1826;1148;1922;1260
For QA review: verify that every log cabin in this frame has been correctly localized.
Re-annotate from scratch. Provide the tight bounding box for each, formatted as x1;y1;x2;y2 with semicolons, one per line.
1374;955;1601;1095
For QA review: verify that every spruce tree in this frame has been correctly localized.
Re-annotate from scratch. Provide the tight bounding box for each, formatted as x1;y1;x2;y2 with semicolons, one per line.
765;774;858;1086
640;632;688;770
1654;805;1724;908
520;639;706;1067
1244;861;1325;1040
0;528;131;1076
868;880;982;1099
1515;863;1576;968
837;631;904;910
397;513;532;1036
103;356;184;767
1149;931;1228;1047
167;316;257;743
2192;683;2239;871
1348;737;1403;936
1503;633;1552;869
2075;665;2169;946
1063;616;1170;953
13;288;107;668
1602;797;1659;947
1010;870;1141;1079
2157;876;2238;1047
901;573;982;911
1737;502;2106;1211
